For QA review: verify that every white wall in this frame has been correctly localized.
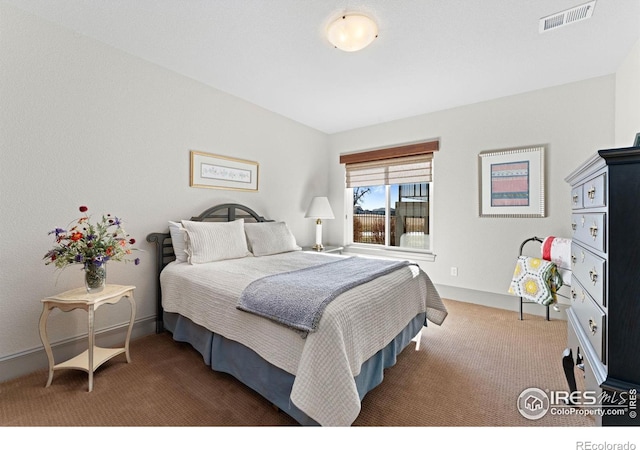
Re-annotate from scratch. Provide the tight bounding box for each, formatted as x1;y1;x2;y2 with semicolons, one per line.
0;4;328;371
1;2;636;382
615;39;640;147
327;76;616;311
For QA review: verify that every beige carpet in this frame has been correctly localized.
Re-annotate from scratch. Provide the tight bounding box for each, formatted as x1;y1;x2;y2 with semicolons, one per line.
0;299;594;427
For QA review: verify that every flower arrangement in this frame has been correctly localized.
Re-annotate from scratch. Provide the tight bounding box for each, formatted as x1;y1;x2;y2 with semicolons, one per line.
44;205;140;271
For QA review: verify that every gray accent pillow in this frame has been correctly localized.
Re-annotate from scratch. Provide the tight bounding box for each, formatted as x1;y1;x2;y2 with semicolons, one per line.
244;221;301;256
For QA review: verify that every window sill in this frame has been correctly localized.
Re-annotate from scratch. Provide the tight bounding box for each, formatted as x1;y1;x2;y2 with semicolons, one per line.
343;244;436;262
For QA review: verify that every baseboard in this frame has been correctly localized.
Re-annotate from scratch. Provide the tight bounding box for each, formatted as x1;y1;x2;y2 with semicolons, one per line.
0;316;157;384
435;284;569;321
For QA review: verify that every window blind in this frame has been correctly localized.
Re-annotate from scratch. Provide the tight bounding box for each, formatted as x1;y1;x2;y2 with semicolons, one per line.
345;154;433;188
340;140;438;188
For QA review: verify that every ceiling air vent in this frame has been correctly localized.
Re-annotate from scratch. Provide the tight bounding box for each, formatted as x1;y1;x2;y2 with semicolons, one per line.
539;1;596;33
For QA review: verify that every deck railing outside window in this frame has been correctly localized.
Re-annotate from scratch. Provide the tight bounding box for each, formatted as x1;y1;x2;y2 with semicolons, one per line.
353;201;428;248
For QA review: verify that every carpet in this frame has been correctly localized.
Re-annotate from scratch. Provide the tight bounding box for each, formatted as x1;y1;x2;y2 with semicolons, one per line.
0;299;594;427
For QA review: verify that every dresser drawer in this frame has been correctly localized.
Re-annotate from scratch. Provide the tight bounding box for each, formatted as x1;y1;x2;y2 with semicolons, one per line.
569;278;606;363
571;212;606;253
581;173;606;208
567;318;602;396
571;186;583;209
571;243;606;307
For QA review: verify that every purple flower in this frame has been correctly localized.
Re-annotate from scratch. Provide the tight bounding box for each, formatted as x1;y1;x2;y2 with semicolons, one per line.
48;228;66;236
134;258;140;265
74;254;84;263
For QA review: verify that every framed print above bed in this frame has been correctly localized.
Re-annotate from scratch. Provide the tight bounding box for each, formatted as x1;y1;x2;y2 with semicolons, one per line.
190;150;259;192
478;145;546;218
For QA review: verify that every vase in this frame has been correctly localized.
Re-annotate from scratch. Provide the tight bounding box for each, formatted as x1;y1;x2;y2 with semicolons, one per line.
85;262;107;293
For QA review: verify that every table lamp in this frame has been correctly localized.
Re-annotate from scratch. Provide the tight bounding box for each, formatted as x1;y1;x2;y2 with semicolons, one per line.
305;197;334;251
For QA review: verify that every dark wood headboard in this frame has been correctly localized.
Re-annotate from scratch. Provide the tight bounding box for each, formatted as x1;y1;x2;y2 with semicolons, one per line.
146;203;272;333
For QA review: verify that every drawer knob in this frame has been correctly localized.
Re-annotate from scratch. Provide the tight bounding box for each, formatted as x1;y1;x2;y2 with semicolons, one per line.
571;222;577;231
573;194;579;204
587;186;596;201
588;318;598;335
589;268;598;285
589;223;598;239
570;289;576;300
571;254;576;265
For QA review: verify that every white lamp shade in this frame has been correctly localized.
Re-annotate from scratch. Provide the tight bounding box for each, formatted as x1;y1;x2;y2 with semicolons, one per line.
327;14;378;52
305;197;335;219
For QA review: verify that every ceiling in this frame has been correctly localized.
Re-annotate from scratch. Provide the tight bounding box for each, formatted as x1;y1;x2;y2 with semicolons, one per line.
6;0;640;134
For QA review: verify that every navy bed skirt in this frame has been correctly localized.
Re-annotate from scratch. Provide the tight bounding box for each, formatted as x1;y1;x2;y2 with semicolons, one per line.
164;311;426;426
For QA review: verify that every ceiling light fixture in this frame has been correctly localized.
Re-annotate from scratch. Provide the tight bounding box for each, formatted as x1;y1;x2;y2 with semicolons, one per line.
327;14;378;52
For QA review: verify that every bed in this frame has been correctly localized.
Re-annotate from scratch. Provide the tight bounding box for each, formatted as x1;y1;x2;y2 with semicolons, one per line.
146;203;447;426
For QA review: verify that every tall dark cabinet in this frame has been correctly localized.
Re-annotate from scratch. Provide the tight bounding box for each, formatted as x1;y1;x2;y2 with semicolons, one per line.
563;146;640;426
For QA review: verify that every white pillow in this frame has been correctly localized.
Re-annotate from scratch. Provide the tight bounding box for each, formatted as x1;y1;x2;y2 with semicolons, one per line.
181;219;251;264
244;221;301;257
168;221;188;263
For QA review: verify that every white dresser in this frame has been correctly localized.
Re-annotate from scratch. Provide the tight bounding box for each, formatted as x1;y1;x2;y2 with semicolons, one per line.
563;147;640;426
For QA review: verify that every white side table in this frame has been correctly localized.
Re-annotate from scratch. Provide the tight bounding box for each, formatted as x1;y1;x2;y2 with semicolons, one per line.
302;245;344;254
39;284;136;392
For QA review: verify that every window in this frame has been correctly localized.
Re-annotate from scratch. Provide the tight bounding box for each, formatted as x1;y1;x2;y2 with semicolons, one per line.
340;141;438;252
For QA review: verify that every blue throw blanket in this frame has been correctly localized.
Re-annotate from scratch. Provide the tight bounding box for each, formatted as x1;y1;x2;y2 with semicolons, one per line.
237;256;413;334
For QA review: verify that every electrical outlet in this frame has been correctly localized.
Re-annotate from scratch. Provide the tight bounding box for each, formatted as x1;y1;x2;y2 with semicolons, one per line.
450;267;458;276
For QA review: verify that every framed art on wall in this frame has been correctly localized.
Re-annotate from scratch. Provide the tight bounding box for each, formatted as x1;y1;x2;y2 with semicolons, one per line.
478;145;546;218
190;150;259;192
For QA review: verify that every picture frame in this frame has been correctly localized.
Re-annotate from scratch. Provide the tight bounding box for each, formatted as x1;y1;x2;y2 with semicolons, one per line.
478;145;546;218
190;150;259;192
634;132;640;147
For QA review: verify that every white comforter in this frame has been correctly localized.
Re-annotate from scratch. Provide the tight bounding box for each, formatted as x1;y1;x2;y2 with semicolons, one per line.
160;251;447;426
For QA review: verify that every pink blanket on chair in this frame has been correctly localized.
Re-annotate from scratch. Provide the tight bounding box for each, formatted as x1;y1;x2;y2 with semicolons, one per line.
541;236;571;285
